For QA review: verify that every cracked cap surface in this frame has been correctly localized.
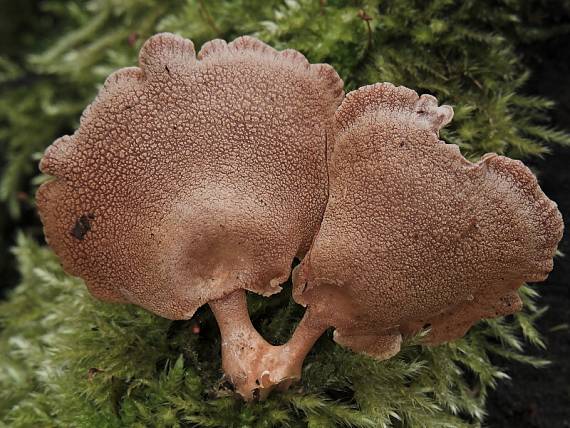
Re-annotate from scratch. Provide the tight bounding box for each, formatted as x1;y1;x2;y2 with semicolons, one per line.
37;33;344;319
293;82;564;359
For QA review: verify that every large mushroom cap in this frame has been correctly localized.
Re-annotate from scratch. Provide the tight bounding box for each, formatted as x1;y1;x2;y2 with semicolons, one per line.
37;33;343;319
293;83;564;359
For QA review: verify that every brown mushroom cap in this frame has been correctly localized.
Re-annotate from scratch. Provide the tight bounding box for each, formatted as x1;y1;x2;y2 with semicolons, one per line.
293;83;564;359
37;33;343;319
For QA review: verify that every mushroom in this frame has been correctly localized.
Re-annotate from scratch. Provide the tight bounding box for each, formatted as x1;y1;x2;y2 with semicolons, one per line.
37;32;563;401
293;83;564;359
37;33;344;400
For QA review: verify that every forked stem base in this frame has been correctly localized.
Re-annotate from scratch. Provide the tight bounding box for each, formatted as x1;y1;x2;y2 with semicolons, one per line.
209;289;326;400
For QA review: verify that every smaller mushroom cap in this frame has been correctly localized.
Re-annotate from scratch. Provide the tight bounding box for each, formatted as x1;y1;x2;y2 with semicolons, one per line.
293;83;564;359
37;33;343;319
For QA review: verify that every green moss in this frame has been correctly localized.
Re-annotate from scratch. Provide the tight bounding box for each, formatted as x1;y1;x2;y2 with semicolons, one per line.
0;1;567;426
0;236;548;427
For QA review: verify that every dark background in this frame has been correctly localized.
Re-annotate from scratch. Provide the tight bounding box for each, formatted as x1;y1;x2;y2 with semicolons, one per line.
486;29;570;427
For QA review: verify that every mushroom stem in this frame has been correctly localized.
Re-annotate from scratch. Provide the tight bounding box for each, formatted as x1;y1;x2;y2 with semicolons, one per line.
209;290;328;400
280;305;328;375
209;289;272;399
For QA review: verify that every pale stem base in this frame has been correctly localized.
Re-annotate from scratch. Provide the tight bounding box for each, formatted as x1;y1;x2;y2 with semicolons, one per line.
209;289;327;400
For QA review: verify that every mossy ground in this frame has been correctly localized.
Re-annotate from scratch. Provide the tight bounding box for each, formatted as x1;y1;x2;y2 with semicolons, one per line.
1;1;569;426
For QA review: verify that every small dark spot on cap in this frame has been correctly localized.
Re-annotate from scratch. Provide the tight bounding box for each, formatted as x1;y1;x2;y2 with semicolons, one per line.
71;213;95;240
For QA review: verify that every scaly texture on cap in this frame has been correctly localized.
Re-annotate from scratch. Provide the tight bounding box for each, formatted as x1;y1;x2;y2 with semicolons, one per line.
293;83;563;359
37;33;344;319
